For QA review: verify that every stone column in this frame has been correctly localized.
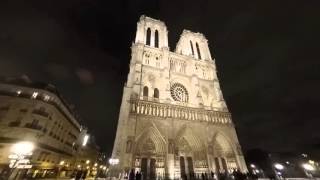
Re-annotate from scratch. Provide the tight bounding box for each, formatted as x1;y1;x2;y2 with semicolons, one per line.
166;154;174;179
184;156;189;176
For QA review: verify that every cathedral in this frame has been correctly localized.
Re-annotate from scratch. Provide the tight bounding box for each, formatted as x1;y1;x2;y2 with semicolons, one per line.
111;16;248;179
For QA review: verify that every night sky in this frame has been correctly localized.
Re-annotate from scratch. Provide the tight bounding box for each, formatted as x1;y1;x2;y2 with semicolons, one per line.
0;0;319;155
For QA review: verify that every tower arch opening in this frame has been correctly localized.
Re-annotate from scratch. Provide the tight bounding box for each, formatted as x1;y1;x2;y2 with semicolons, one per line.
155;30;159;48
196;42;201;59
146;28;151;46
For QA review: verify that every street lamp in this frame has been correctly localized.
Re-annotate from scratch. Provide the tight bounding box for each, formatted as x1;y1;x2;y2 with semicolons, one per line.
302;163;315;171
108;158;119;178
273;163;284;180
274;163;284;170
11;141;34;156
109;158;119;165
8;141;35;179
302;163;315;178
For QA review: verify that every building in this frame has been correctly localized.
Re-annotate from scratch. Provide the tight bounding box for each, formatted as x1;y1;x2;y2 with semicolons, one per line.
111;16;248;179
74;129;101;178
246;149;320;179
0;76;100;178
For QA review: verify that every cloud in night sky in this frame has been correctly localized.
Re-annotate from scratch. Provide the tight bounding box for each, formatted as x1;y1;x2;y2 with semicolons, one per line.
75;68;95;85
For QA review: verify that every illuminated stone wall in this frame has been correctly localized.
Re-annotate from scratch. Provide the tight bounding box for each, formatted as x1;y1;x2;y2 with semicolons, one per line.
111;15;248;179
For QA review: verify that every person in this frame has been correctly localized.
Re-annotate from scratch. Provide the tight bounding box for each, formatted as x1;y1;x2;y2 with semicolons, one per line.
136;171;141;180
129;169;135;180
75;170;82;180
201;173;205;180
182;173;187;180
211;171;214;180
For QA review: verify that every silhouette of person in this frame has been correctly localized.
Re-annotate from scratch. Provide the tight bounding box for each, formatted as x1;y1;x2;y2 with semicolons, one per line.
129;169;135;180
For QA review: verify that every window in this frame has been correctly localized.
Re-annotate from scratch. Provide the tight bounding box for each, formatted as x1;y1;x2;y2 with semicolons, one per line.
190;41;194;56
154;88;159;99
196;42;201;59
32;92;38;99
31;119;39;126
143;86;148;97
146;28;151;46
155;30;159;48
170;83;189;102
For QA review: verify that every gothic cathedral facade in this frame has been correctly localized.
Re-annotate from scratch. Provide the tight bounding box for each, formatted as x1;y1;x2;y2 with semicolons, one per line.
111;16;247;179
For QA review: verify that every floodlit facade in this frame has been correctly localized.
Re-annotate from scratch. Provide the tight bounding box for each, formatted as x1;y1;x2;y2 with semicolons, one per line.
0;77;99;178
111;15;247;179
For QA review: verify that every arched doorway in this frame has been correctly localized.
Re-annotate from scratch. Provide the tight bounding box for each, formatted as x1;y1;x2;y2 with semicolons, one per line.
133;126;166;180
210;133;239;173
175;126;207;178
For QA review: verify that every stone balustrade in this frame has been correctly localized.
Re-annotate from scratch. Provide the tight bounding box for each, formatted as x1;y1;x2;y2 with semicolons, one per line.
129;99;232;125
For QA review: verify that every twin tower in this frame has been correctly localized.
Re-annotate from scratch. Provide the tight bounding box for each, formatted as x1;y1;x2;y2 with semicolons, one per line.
111;15;247;179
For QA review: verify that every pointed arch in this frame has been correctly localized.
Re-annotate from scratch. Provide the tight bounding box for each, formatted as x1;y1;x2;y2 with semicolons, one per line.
155;30;159;48
196;42;201;59
146;28;151;45
175;125;204;151
135;125;167;154
211;132;235;154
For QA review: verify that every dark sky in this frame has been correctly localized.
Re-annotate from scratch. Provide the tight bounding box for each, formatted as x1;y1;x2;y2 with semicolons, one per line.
0;0;319;155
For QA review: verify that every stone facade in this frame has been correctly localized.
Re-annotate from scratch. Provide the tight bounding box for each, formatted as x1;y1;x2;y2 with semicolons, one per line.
111;15;247;179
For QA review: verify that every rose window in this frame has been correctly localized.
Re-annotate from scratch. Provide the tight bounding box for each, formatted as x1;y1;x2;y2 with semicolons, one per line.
170;83;189;102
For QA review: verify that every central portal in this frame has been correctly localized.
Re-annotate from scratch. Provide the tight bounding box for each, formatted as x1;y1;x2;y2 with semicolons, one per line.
179;156;194;178
140;158;156;180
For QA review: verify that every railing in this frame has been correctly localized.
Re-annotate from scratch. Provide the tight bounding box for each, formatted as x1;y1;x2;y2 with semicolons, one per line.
129;99;232;124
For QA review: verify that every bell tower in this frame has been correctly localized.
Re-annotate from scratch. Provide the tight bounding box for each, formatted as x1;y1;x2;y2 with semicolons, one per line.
135;15;169;49
175;30;212;60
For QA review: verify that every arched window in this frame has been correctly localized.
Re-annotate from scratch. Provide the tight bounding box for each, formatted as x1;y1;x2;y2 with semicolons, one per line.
196;42;201;59
146;28;151;46
143;86;149;97
155;30;159;48
190;40;194;56
154;88;159;99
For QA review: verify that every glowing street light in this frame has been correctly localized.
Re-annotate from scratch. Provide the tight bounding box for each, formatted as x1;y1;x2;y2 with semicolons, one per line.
302;163;315;171
274;163;284;170
109;158;119;165
82;135;89;146
250;164;256;168
11;141;34;156
8;141;35;179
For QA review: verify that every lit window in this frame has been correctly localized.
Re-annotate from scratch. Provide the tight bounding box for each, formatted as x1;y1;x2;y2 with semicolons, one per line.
32;92;38;99
82;134;89;146
44;95;50;101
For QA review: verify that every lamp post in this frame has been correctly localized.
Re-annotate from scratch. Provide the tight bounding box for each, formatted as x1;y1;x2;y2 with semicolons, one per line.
8;141;34;180
274;163;284;180
302;163;315;178
108;158;119;178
